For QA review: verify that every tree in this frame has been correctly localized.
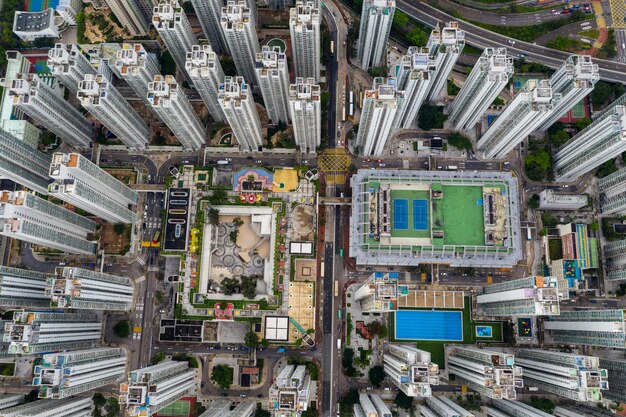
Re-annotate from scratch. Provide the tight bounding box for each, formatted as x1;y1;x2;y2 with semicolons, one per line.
301;405;317;417
339;388;359;412
530;397;555;413
591;81;613;106
447;132;473;152
596;158;618;178
233;217;244;227
392;10;409;28
342;348;357;377
529;194;540;209
93;393;106;408
113;321;130;338
418;105;447;131
240;275;258;299
193;403;207;416
368;365;385;387
261;338;269;348
254;404;271;417
211;364;234;389
548;129;570;146
378;325;388;339
161;51;177;76
589;221;599;232
113;224;126;235
207;208;220;226
394;391;413;411
368;67;388;77
209;189;228;205
576;117;592;131
406;27;428;46
105;398;120;417
229;230;239;243
221;277;240;295
524;150;551;181
150;352;166;365
245;331;260;348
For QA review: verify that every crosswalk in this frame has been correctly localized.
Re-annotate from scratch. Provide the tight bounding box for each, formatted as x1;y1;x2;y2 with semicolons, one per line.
136;256;146;266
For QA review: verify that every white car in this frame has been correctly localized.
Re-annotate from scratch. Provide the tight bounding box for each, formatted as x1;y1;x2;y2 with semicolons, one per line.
508;39;516;45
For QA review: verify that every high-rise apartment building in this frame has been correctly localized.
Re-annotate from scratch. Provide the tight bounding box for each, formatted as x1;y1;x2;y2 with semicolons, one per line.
394;47;433;129
226;403;255;417
0;190;98;255
598;356;626;403
190;0;228;53
289;77;321;154
426;21;465;101
47;43;96;93
603;239;626;281
353;271;398;313
290;1;320;81
185;44;226;123
115;43;161;106
445;345;523;399
554;105;626;182
557;223;592;269
48;152;138;224
104;0;153;36
0;397;94;417
78;74;150;150
0;128;51;194
477;79;553;159
356;77;404;156
383;343;439;397
537;55;599;131
221;1;260;85
119;361;196;417
447;47;513;131
33;347;127;399
357;0;395;70
599;167;626;199
49;267;134;311
543;309;626;348
514;349;608;401
4;310;102;354
353;394;392;417
477;276;561;317
0;394;25;410
256;46;290;124
152;0;196;81
538;189;588;210
8;73;93;148
420;397;475;417
485;399;554;417
0;266;52;309
147;75;206;150
269;364;312;415
218;76;263;151
554;405;616;417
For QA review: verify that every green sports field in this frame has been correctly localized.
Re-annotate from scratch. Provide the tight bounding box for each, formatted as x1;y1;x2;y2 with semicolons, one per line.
434;185;485;246
155;400;190;417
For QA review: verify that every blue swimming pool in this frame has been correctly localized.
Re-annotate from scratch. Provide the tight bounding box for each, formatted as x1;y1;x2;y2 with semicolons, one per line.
394;310;463;341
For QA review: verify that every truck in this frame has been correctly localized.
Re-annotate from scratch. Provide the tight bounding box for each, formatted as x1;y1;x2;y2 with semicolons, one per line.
217;160;230;165
447;165;458;171
337;338;341;350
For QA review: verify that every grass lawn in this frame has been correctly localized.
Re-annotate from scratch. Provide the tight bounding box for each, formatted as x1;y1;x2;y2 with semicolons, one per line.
389;297;504;369
579;28;600;39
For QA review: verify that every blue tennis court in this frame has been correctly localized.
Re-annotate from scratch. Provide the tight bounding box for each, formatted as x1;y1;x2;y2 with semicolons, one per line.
413;200;428;230
395;310;463;341
393;199;408;230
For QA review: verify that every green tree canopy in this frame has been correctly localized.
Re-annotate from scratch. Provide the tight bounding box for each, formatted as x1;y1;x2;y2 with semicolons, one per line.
113;321;130;338
418;105;447;130
368;365;385;387
393;10;409;28
211;364;234;389
207;208;220;226
245;331;260;348
549;130;569;147
447;132;473;152
530;396;555;413
394;391;413;411
406;27;428;46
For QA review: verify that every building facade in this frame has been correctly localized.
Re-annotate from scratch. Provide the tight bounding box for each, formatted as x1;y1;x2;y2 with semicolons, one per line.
256;46;290;125
477;276;561;317
185;44;226;123
0;266;51;309
486;399;554;417
354;394;392;417
119;361;196;417
4;310;102;354
353;271;398;313
0;190;98;255
152;0;196;81
478;79;553;159
218;76;263;152
104;0;153;36
603;239;626;281
290;1;320;81
115;43;161;107
48;152;139;224
445;345;522;399
538;189;588;210
221;1;260;85
447;47;513;131
47;43;96;94
268;364;312;415
147;75;206;151
0;396;94;417
289;77;321;154
421;396;475;417
33;347;127;399
554;105;626;182
355;77;404;156
0;128;51;194
190;0;229;53
394;47;433;129
8;73;93;148
426;21;465;101
357;0;395;70
543;309;626;348
383;343;439;397
78;74;150;149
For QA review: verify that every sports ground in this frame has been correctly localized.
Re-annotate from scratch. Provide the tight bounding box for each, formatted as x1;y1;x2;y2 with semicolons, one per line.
155;398;192;417
24;0;59;12
389;296;505;367
389;185;486;246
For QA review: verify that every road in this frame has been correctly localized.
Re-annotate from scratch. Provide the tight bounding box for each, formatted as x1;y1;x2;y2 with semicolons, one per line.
433;0;569;26
398;0;626;83
533;19;598;46
322;5;340;148
616;28;626;63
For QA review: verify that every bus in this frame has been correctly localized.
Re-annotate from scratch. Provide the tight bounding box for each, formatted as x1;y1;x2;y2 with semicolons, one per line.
527;227;532;241
152;230;161;244
339;248;343;257
337;309;342;319
337;338;341;350
334;280;339;297
320;262;325;278
330;41;334;54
